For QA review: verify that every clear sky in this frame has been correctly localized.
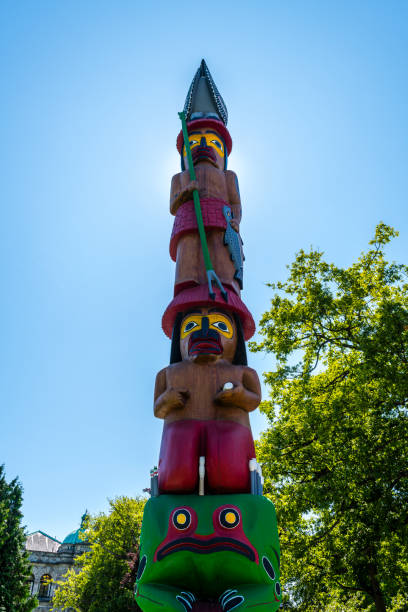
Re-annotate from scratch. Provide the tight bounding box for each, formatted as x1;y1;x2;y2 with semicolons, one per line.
1;0;407;541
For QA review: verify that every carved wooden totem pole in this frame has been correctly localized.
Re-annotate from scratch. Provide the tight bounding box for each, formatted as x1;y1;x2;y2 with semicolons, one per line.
136;61;281;612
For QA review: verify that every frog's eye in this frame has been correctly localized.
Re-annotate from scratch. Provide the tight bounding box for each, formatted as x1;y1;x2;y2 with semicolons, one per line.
173;509;191;530
136;555;147;581
262;556;275;580
275;582;281;598
219;508;240;529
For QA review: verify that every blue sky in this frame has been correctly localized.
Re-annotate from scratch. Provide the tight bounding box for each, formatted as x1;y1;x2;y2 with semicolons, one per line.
1;0;407;541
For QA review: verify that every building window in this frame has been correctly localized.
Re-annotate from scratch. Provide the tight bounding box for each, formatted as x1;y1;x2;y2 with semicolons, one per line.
38;574;52;599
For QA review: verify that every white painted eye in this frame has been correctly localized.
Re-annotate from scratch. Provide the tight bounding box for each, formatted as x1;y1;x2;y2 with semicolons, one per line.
213;321;228;332
211;139;222;150
184;321;198;333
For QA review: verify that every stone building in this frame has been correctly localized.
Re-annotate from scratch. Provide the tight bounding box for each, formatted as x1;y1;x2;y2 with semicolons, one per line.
26;514;89;611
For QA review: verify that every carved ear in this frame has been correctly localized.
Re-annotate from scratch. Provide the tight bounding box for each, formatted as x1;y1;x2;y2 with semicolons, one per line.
170;312;183;363
233;314;247;366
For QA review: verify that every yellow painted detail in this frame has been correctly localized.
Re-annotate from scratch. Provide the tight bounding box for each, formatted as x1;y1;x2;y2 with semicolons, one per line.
225;512;237;524
183;133;225;158
181;315;202;338
176;513;187;525
180;313;233;339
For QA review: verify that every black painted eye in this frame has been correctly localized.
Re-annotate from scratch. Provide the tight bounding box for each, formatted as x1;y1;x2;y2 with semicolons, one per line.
262;556;275;580
219;508;240;529
136;555;147;580
211;139;222;150
275;582;281;597
213;321;228;332
173;509;191;530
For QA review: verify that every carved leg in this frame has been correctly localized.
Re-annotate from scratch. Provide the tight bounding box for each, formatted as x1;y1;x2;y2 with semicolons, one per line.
218;584;281;611
205;421;255;494
136;582;196;611
158;420;201;493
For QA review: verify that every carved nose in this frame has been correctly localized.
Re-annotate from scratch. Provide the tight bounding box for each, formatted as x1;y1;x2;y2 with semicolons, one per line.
201;316;209;334
200;136;207;147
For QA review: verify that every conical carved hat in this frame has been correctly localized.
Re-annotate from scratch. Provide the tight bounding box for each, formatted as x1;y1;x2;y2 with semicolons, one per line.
183;59;228;125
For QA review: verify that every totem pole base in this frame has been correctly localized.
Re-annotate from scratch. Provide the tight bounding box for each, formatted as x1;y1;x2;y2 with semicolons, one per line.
135;494;281;611
139;60;282;611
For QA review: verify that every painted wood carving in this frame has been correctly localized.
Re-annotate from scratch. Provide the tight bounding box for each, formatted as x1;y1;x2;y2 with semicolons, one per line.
136;60;281;612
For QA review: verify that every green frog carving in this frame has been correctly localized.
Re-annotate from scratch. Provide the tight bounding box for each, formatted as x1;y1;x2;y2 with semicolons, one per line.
135;494;281;611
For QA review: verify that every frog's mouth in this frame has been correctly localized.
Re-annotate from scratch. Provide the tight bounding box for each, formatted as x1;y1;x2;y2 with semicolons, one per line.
156;536;256;562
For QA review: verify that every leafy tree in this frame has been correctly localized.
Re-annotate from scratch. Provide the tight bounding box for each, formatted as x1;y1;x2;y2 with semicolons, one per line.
52;496;146;612
251;224;408;611
0;464;38;612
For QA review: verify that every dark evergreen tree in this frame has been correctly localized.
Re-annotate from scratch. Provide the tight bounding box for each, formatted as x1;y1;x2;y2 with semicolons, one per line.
0;465;37;612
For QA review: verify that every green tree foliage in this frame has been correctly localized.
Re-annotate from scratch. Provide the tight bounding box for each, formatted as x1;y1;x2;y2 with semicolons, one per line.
0;465;38;612
251;224;408;611
52;496;146;612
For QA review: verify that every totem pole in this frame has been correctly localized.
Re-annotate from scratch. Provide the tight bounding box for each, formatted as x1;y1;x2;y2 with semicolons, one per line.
136;60;281;612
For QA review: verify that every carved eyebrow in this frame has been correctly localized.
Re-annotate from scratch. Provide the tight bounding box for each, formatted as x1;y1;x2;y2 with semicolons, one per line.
184;309;202;315
186;130;221;139
208;309;232;320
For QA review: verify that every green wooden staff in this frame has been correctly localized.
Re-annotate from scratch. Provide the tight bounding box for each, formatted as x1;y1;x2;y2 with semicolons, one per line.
178;111;227;301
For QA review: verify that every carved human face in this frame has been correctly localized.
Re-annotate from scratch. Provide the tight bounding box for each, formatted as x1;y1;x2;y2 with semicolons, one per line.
180;308;237;363
182;128;225;170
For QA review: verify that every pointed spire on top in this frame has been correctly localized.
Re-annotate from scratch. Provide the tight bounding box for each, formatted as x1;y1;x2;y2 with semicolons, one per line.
183;59;228;125
80;510;89;528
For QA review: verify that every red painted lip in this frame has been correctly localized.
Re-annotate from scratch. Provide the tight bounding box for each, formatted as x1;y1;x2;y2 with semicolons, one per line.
189;337;222;356
157;536;256;562
192;146;217;165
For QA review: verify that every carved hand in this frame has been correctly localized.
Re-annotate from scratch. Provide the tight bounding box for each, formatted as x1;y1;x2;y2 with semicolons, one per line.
171;179;200;214
229;218;239;233
182;179;199;200
165;387;189;409
215;383;245;405
154;388;189;418
214;382;260;412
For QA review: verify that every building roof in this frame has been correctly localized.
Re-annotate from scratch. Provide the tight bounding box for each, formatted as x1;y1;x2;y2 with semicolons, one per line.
62;511;89;544
26;531;61;553
62;528;85;544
